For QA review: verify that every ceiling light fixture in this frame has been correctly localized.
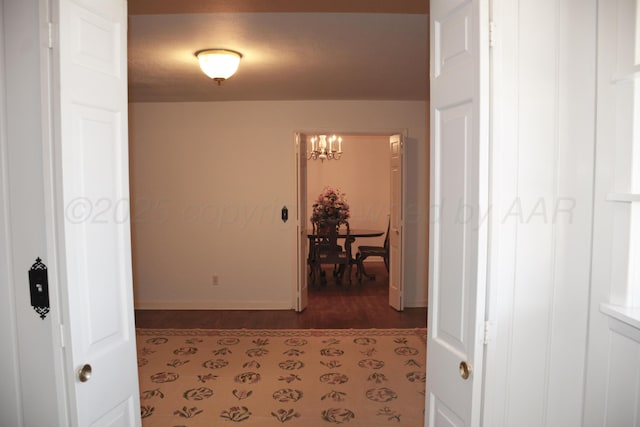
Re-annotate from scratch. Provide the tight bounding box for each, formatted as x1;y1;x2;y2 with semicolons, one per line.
195;49;242;85
308;135;343;161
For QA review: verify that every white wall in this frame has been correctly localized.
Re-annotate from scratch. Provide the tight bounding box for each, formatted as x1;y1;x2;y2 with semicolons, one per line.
483;1;597;426
129;100;428;309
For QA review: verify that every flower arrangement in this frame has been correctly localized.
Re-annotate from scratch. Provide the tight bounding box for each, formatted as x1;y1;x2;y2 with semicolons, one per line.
311;186;350;224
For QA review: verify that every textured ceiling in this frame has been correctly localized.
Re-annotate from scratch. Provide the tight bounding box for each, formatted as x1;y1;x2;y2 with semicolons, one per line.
127;0;429;102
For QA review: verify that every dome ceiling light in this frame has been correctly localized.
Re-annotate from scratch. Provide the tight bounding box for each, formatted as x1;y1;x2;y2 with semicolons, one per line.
195;49;242;85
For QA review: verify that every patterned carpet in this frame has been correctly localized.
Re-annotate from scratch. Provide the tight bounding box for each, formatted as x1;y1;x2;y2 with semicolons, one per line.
136;328;427;426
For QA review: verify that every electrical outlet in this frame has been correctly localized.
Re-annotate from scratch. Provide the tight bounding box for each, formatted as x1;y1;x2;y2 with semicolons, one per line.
212;275;219;286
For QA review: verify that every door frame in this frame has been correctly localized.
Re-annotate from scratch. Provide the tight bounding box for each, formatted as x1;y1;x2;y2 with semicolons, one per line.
0;7;24;422
1;0;71;424
294;129;408;310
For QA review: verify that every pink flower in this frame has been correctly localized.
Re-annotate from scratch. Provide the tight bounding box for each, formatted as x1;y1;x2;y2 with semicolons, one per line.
311;187;350;224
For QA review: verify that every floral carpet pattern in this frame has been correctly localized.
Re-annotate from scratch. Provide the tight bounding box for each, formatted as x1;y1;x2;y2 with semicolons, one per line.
136;328;427;426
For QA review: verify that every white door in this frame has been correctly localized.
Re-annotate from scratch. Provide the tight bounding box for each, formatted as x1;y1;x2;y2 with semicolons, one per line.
426;0;489;425
55;0;141;425
296;132;309;311
388;134;405;311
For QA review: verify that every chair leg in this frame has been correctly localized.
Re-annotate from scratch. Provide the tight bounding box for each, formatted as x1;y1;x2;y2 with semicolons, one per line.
320;267;327;286
332;264;341;281
359;255;376;280
308;261;315;285
311;263;320;287
335;264;345;285
311;263;327;287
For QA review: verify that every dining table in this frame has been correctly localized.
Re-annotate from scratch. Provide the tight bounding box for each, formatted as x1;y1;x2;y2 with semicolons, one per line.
306;228;384;264
306;228;384;285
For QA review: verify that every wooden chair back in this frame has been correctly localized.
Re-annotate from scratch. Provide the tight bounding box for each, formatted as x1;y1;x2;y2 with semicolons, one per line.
309;219;352;285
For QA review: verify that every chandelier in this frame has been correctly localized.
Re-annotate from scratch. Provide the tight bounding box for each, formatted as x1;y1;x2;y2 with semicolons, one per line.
308;135;343;161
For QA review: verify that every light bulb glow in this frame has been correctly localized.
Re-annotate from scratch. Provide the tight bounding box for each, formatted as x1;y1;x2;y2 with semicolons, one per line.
196;49;242;81
308;134;344;162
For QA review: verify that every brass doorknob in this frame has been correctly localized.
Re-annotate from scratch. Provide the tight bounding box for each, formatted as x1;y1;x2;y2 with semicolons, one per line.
459;361;471;380
78;364;92;382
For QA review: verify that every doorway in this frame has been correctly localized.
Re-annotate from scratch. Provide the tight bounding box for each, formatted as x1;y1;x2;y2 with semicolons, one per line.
296;132;407;312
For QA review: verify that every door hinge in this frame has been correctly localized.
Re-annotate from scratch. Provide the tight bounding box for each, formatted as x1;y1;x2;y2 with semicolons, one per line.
489;21;496;48
483;320;496;344
48;22;54;49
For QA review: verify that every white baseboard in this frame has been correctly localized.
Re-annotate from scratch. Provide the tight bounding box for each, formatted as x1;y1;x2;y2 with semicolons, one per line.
135;300;293;310
136;299;426;310
405;299;428;308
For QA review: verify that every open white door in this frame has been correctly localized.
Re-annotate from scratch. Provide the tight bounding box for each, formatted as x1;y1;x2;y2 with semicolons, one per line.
54;0;141;425
426;0;489;425
388;134;405;311
295;132;309;311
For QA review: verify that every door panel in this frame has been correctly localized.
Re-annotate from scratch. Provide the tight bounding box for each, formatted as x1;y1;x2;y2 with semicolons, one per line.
427;0;489;425
296;133;309;311
389;134;404;311
57;0;140;425
436;103;473;350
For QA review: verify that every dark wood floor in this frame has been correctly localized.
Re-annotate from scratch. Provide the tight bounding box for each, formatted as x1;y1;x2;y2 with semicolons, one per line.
135;262;427;329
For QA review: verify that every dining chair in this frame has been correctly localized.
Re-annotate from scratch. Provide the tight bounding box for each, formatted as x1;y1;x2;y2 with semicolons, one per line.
355;220;390;281
309;219;352;286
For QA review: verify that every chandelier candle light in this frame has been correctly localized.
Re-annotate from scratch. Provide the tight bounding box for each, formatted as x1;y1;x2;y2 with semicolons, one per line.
308;134;343;161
